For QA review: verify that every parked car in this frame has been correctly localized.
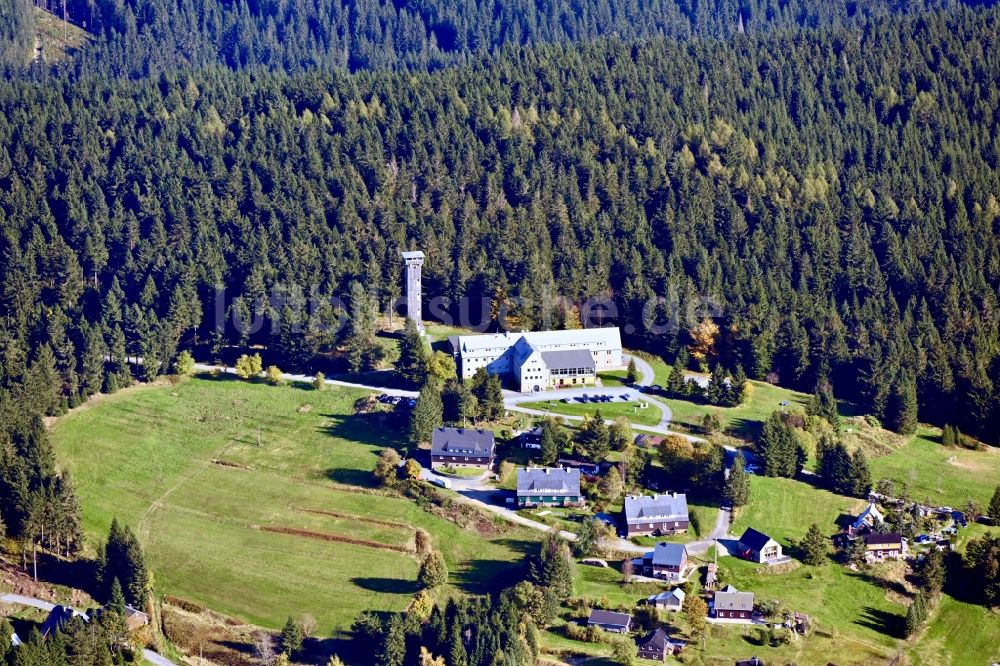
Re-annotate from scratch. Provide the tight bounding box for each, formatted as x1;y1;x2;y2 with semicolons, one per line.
651;384;663;392
621;393;631;400
915;534;932;544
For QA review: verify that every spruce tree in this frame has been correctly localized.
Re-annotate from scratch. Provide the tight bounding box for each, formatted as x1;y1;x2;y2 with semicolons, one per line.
539;419;560;465
625;358;638;384
378;614;406;666
800;524;827;565
280;616;303;656
397;318;428;388
988;485;1000;524
410;379;443;444
886;373;919;435
725;452;750;507
848;449;872;498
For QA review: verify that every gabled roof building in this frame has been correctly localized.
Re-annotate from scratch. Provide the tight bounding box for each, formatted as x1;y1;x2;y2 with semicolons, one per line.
633;542;689;581
623;493;689;536
516;467;583;506
430;427;495;470
449;328;623;392
714;585;755;620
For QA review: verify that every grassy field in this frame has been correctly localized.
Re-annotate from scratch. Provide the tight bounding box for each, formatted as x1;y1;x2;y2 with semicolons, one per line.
51;376;537;630
519;398;663;427
869;427;1000;508
731;475;865;546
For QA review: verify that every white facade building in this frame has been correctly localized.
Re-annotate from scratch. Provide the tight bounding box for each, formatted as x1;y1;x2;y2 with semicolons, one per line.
449;327;624;392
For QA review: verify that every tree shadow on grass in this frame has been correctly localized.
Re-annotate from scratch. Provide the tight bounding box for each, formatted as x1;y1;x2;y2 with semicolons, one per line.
726;417;763;441
846;569;911;600
854;605;905;639
451;557;530;596
321;411;408;451
30;553;102;601
350;577;421;595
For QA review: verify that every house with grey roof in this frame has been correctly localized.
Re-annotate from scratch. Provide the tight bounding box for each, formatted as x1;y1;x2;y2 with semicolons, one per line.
713;585;755;621
587;609;632;633
633;542;689;581
516;467;583;507
647;587;686;612
623;493;689;536
448;327;623;392
430;427;495;470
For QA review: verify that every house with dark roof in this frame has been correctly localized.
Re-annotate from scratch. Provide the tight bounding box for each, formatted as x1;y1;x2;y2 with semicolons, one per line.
516;467;583;507
637;627;685;660
520;426;543;449
623;493;689;536
41;605;87;638
863;533;905;561
430;427;495;470
633;542;689;581
737;527;784;564
713;585;755;620
587;609;632;633
848;502;885;536
647;587;685;612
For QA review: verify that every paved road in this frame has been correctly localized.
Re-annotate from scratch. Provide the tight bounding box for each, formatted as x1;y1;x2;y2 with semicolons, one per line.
0;594;176;666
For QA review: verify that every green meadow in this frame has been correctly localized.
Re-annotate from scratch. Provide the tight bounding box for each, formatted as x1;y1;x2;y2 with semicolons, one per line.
51;376;536;630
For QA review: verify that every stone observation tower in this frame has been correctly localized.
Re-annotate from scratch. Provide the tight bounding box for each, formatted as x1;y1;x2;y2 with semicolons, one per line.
400;250;425;331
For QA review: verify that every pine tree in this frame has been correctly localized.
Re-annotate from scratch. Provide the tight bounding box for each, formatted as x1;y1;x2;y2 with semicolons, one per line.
378;614;405;666
280;616;302;656
410;379;443;444
988;485;1000;523
532;532;574;598
886;373;919;435
800;524;827;565
665;353;686;397
920;548;946;594
418;550;449;589
480;374;504;421
848;449;872;498
625;358;638;384
397;318;428;387
539;419;561;466
725;452;750;507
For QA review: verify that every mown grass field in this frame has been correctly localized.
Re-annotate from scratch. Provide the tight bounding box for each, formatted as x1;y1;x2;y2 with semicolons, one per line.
51;376;537;630
520;398;663;427
731;475;865;546
869;427;1000;508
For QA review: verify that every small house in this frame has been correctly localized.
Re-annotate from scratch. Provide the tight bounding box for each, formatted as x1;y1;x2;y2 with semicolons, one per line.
647;587;685;612
124;605;150;630
587;609;632;634
520;427;543;450
633;542;688;581
430;427;495;470
41;605;87;638
516;467;583;507
737;527;783;564
637;628;685;660
714;585;755;620
556;457;602;476
848;502;884;535
863;533;904;561
623;493;689;536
